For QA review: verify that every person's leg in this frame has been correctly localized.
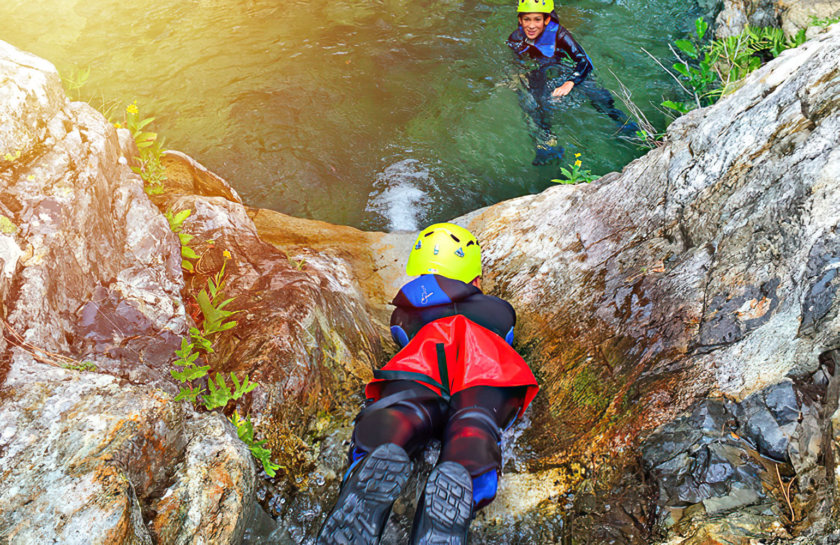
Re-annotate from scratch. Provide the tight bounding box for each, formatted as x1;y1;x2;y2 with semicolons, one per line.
351;380;448;463
318;381;447;545
519;68;564;165
579;78;639;134
409;386;528;545
439;385;527;508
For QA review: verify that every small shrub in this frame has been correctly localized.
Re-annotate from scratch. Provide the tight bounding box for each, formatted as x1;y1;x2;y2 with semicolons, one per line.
552;153;600;185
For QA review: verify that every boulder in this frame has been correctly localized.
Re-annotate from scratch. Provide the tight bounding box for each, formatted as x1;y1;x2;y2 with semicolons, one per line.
716;0;780;38
0;40;251;544
779;0;840;35
0;367;252;545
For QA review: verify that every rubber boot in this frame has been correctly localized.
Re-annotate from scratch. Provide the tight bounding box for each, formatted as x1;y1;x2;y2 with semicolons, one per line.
409;462;474;545
317;443;412;545
532;133;564;166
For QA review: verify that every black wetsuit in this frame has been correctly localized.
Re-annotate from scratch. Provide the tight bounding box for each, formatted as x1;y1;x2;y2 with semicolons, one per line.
350;275;530;509
507;14;634;137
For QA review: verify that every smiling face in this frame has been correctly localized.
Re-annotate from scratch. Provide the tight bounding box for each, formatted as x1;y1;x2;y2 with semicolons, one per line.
518;12;550;40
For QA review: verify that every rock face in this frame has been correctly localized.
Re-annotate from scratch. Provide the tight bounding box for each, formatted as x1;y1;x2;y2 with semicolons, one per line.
716;0;840;37
0;41;255;544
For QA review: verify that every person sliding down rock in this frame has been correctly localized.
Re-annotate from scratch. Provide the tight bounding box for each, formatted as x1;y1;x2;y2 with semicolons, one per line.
507;0;639;165
316;223;539;545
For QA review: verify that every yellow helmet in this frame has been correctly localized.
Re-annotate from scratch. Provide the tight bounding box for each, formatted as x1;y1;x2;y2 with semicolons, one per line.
406;223;482;284
517;0;554;13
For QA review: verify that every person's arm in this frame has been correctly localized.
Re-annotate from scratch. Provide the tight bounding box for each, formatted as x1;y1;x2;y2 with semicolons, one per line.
552;27;594;98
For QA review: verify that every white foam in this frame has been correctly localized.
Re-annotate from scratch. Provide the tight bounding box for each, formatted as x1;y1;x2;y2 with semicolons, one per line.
366;159;433;232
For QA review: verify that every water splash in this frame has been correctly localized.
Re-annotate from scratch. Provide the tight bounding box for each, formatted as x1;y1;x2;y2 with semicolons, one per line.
365;159;433;232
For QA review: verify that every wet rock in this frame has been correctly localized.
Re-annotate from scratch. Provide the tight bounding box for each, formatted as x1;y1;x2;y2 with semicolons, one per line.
780;0;840;35
0;40;186;389
643;399;767;514
0;366;248;545
735;379;801;461
0;40;251;544
716;0;780;38
148;413;255;545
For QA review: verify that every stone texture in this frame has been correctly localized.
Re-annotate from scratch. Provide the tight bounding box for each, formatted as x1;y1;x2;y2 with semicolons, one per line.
0;42;186;388
716;0;840;37
716;0;780;38
461;24;840;468
0;40;252;545
779;0;840;35
148;413;256;545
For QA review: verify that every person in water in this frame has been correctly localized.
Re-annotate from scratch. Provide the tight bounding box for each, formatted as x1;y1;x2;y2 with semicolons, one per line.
317;223;539;545
508;0;638;165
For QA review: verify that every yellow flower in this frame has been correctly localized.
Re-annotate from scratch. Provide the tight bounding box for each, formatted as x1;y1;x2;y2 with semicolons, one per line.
575;160;582;167
126;102;139;115
113;122;122;128
223;250;232;259
27;175;35;181
574;153;581;158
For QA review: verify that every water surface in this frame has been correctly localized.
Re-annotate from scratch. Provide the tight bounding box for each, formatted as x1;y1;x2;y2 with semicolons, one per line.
2;0;703;230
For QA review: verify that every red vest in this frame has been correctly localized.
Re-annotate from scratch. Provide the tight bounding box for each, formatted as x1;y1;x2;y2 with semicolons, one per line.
366;315;539;416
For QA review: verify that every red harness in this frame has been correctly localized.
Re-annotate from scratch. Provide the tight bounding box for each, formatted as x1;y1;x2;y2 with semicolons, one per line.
366;315;539;415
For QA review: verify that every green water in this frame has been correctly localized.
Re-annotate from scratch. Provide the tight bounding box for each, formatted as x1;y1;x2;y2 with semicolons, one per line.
2;0;702;230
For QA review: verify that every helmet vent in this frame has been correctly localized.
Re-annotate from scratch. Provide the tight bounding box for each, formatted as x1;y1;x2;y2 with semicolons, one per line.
450;234;461;243
466;241;476;247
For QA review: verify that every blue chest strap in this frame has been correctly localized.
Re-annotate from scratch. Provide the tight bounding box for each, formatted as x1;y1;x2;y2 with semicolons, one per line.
533;20;559;57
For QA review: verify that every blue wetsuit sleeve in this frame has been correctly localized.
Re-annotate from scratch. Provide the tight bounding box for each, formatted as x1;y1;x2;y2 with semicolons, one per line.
556;28;593;84
390;325;410;348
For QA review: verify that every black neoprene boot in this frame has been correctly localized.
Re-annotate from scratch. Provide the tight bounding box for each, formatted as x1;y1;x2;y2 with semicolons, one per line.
409;461;474;545
317;443;412;545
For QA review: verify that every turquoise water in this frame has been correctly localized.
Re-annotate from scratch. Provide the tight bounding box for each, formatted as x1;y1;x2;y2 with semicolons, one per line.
2;0;702;230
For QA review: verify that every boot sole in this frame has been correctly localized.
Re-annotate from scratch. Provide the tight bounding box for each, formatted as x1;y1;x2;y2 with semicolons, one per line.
415;462;473;545
317;443;411;545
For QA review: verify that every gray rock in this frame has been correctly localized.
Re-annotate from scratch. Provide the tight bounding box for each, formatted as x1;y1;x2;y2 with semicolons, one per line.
716;0;780;38
148;413;256;544
0;40;251;544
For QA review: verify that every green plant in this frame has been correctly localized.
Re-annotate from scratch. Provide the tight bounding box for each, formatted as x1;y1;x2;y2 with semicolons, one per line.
0;215;17;234
551;153;600;185
664;18;808;114
231;411;281;477
60;65;90;101
63;360;97;372
3;150;21;162
171;337;210;403
197;254;239;336
168;249;278;476
117;101;168;195
634;128;666;148
665;18;720;113
203;372;257;410
810;15;840;27
165;208;199;272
